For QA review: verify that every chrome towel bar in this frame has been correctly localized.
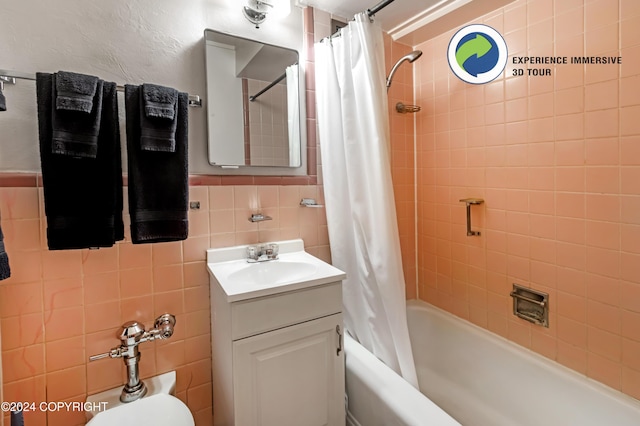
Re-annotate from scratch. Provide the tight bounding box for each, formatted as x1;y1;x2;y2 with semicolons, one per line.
0;68;202;107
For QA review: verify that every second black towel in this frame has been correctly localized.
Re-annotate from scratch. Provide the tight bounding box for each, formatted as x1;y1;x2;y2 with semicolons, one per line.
125;84;189;244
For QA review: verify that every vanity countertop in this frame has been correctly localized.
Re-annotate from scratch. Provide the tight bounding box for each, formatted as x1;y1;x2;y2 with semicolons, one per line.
206;239;346;302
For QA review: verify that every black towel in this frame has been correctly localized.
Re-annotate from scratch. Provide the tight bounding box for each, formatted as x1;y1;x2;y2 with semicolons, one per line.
104;81;125;243
56;70;99;113
125;84;188;244
10;408;24;426
52;72;103;158
36;73;124;250
143;83;177;119
0;86;6;111
140;83;178;152
0;213;10;281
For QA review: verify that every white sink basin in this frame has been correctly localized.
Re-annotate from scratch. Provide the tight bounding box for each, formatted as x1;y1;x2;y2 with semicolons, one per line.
228;261;318;286
86;394;194;426
207;239;346;302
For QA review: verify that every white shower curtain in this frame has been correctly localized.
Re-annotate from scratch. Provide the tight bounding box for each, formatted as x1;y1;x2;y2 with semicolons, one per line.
315;13;419;388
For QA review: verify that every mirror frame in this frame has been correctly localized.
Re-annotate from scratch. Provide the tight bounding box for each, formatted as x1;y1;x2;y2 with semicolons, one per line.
204;29;307;176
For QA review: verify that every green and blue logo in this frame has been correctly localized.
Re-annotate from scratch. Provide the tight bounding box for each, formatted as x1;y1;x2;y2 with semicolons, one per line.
447;24;507;84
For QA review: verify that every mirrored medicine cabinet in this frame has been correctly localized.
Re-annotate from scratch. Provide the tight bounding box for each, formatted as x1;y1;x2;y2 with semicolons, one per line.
204;29;307;176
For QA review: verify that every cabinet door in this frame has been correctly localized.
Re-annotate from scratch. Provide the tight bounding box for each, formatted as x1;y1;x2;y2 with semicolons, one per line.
233;313;345;426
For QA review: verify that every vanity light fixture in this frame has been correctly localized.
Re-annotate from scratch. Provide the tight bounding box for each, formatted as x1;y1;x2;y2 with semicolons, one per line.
243;0;291;28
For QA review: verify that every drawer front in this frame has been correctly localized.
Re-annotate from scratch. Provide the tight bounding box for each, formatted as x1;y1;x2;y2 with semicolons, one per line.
231;282;342;340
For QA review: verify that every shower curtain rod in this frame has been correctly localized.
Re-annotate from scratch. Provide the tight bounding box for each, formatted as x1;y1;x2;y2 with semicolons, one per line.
366;0;395;17
0;68;202;107
249;71;287;102
321;0;395;42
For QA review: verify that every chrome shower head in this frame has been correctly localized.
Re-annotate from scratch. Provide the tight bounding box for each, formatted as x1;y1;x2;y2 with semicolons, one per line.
405;50;423;63
386;50;423;90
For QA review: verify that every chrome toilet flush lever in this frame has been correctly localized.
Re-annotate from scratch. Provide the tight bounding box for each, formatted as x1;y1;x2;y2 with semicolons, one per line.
89;313;176;403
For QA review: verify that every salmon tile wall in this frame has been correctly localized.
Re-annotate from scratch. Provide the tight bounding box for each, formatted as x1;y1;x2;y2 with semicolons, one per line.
246;79;290;166
414;0;640;400
0;184;329;426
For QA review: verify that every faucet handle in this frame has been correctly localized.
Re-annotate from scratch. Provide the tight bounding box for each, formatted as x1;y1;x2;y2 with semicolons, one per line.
265;243;279;259
246;245;258;260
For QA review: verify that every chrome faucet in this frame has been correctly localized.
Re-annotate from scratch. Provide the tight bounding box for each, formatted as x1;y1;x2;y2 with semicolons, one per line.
246;243;279;263
89;313;176;403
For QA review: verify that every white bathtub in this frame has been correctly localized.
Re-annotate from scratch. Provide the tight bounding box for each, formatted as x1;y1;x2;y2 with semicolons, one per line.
345;300;640;426
344;331;460;426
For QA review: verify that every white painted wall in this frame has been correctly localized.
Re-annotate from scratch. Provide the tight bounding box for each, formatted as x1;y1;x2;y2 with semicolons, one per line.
0;0;303;173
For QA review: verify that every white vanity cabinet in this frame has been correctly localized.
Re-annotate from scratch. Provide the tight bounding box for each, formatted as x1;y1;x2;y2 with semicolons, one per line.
207;240;346;426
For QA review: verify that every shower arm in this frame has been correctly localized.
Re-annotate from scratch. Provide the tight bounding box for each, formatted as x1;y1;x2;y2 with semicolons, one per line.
385;58;409;89
386;51;422;90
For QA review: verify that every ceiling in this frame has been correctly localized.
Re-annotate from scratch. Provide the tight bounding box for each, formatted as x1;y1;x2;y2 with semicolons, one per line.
296;0;515;45
297;0;448;33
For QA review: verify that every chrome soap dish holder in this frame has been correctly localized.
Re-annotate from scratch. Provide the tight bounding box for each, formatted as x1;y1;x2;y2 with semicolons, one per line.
510;284;549;327
396;102;421;113
249;213;272;222
300;198;324;208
